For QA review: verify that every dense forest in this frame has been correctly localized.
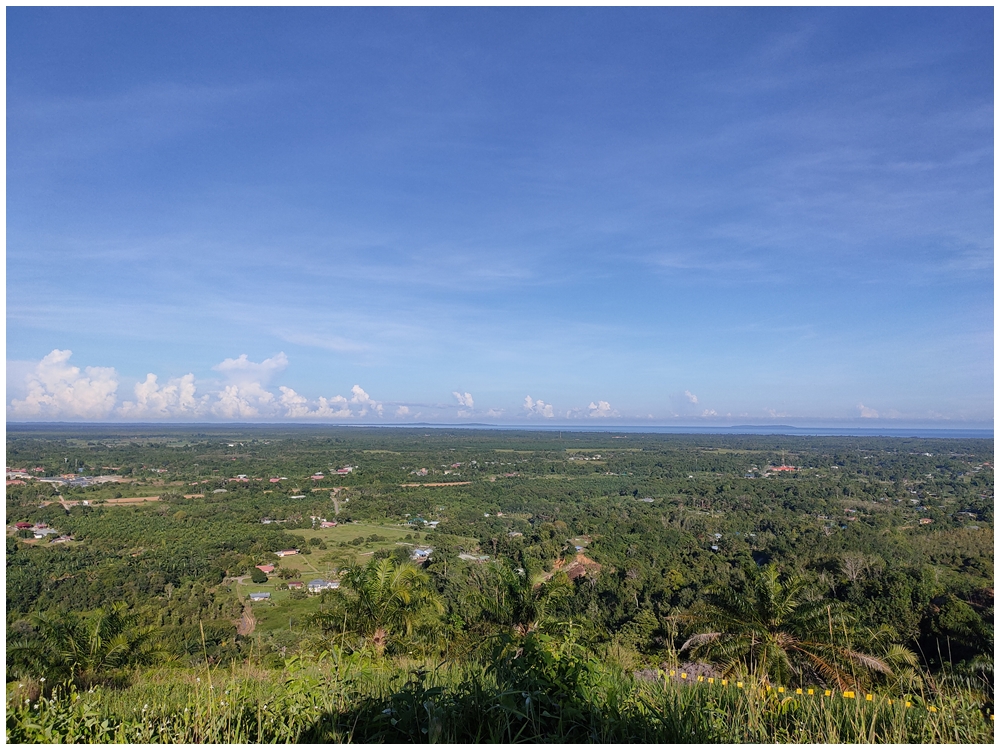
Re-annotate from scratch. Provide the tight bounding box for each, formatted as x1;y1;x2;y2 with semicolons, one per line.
5;425;994;742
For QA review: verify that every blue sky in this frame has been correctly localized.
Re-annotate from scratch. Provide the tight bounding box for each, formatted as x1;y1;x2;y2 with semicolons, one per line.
6;7;993;425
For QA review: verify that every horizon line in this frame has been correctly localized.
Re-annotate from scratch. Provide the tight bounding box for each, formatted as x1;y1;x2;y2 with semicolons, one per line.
6;421;994;435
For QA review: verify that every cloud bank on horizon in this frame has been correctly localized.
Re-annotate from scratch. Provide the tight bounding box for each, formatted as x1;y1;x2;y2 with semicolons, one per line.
8;349;629;423
5;8;993;426
5;349;980;425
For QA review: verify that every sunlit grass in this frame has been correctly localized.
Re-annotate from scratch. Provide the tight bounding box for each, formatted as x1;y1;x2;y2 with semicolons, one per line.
7;652;993;744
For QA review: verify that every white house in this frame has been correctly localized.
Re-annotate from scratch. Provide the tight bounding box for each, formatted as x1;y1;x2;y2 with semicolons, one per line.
308;579;339;593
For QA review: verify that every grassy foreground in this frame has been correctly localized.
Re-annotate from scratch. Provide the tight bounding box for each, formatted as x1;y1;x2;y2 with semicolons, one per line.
6;640;994;744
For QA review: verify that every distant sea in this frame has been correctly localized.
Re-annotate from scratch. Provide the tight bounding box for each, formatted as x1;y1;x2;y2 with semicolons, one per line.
415;424;993;439
6;422;992;440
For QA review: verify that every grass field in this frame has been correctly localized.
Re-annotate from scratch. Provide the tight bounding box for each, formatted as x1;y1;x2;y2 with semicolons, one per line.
8;653;993;743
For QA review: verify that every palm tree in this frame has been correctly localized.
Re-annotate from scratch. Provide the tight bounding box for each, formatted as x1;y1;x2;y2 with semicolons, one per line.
680;565;893;690
467;562;571;637
313;558;443;655
8;602;163;688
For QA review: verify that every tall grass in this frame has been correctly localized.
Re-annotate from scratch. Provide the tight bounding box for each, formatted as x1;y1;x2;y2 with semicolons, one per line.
6;647;994;743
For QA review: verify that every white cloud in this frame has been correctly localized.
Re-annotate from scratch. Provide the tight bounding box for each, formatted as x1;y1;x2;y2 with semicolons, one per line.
119;373;205;418
858;403;879;418
486;407;504;418
396;405;410;417
212;352;288;384
350;384;383;416
702;409;718;417
685;390;699;404
588;400;619;418
9;349;119;419
453;391;474;409
524;395;554;418
278;386;311;418
314;395;353;418
212;382;276;419
277;386;353;418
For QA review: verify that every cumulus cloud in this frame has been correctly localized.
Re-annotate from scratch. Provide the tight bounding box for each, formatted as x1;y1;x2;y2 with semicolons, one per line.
858;403;879;418
702;409;718;417
277;386;353;418
524;395;554;418
453;391;474;409
278;386;311;418
588;400;619;418
9;349;119;419
119;373;206;418
685;390;699;404
314;395;352;418
212;382;276;419
396;405;410;417
212;352;288;384
350;385;383;416
486;407;504;418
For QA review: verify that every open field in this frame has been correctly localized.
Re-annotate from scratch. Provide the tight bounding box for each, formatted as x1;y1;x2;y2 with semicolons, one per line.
42;494;204;508
399;481;472;487
298;521;424;547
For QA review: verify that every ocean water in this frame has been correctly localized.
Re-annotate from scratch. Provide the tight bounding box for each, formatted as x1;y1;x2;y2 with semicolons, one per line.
7;422;992;440
401;424;993;439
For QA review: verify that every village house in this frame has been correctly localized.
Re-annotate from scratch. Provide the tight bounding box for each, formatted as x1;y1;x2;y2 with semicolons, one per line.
255;564;275;574
458;553;489;562
308;579;339;593
249;592;270;601
276;549;299;557
287;581;304;590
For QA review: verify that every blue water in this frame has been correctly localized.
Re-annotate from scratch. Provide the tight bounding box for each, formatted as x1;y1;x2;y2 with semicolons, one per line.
397;423;993;439
7;422;992;440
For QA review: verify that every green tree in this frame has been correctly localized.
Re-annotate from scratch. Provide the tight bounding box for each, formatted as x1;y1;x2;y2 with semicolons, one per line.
250;567;268;584
681;565;894;689
467;562;571;637
313;559;443;655
8;602;163;688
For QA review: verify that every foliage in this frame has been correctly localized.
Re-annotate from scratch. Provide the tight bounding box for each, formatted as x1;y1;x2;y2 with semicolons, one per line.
312;559;443;655
466;561;571;635
5;654;994;744
680;564;904;690
4;426;993;741
7;602;164;689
